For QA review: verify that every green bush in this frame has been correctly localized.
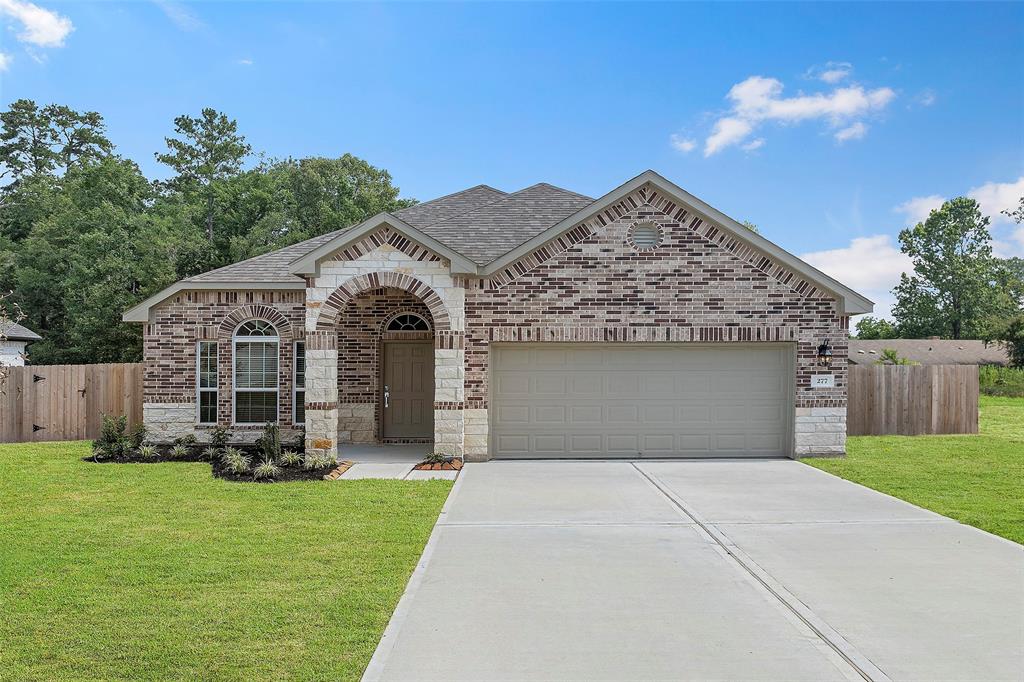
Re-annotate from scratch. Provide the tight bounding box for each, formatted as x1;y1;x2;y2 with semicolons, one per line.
302;452;335;470
138;445;159;459
209;426;230;450
201;446;219;461
252;458;281;481
257;423;281;462
173;434;198;447
980;365;1024;397
93;414;131;460
278;450;302;467
169;445;189;460
221;447;251;475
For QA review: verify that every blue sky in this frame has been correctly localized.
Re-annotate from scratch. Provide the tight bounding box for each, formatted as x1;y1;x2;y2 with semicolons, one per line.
1;1;1023;317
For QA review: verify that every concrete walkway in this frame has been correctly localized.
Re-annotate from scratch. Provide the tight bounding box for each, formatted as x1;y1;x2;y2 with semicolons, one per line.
336;444;458;480
364;460;1024;681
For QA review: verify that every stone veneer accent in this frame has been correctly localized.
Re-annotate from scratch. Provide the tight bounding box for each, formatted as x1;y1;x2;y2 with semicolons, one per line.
304;239;467;459
794;407;847;456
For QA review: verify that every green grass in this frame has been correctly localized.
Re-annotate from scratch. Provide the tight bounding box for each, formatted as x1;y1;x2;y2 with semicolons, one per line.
804;395;1024;544
0;442;453;681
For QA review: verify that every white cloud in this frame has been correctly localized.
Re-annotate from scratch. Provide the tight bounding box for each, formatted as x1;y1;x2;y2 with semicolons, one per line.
801;234;912;319
669;134;696;153
741;137;765;151
705;116;754;156
835;121;867;143
807;61;853;84
703;73;895;156
917;89;936;107
236;57;253;66
0;0;72;47
153;0;206;32
0;52;10;70
968;176;1024;225
893;194;944;226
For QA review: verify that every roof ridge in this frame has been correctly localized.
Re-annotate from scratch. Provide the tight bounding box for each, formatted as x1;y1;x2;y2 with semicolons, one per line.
529;182;594;202
394;184;506;215
184;226;351;282
423;182;592;232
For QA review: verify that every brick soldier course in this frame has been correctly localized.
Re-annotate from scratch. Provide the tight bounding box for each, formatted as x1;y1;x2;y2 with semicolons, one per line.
125;170;871;461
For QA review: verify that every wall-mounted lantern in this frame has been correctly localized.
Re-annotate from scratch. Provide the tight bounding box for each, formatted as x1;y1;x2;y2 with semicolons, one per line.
816;340;833;368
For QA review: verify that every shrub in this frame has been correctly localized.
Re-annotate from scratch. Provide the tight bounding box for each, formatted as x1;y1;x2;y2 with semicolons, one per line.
980;365;1024;398
209;426;230;450
93;414;130;460
303;452;336;470
169;445;189;460
257;423;282;463
138;445;159;459
222;447;251;474
201;446;219;461
127;423;147;450
278;450;302;467
422;451;451;464
173;434;198;447
252;458;281;481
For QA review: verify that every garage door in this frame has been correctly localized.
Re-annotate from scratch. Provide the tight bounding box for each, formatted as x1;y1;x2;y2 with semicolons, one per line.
491;344;792;458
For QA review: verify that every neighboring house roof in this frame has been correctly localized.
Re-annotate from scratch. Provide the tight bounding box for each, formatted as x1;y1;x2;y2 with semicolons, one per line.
124;170;874;322
0;322;42;342
849;339;1009;366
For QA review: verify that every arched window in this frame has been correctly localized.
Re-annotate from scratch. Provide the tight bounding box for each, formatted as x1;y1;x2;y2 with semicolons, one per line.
386;313;430;331
233;320;279;424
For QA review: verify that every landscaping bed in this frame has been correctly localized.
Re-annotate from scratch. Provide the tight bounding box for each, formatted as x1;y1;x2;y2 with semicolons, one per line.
88;417;338;483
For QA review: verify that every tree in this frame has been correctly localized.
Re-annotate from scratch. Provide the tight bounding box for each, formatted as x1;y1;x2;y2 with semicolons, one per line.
891;197;1004;339
875;348;917;365
155;108;252;243
0;99;56;183
853;316;899;339
43;104;114;172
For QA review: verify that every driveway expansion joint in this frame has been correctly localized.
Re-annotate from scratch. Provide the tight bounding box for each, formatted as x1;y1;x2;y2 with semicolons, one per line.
632;462;893;682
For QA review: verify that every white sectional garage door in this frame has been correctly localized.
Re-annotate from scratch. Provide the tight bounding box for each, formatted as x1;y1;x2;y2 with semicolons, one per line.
491;344;792;458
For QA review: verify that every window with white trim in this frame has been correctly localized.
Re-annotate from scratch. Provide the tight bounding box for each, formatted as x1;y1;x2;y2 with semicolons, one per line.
386;313;430;331
233;320;279;424
197;341;218;424
293;340;305;425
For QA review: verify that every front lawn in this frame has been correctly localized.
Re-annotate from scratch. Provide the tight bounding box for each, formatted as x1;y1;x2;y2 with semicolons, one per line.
804;395;1024;544
0;441;452;681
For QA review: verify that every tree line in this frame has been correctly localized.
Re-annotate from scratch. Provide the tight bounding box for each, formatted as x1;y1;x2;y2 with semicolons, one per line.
0;100;414;364
854;196;1024;366
1;99;1022;367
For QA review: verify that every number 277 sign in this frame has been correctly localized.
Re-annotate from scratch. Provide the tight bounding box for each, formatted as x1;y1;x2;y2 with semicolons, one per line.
812;374;835;388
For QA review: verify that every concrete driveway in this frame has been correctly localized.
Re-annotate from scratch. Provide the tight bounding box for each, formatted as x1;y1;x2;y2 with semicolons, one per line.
364;460;1024;681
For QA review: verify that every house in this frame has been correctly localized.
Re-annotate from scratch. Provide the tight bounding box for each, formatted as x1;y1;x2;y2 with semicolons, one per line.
849;338;1010;366
124;170;871;460
0;322;41;367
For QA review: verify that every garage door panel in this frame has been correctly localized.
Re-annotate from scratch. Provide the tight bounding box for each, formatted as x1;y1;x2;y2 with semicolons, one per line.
492;344;791;458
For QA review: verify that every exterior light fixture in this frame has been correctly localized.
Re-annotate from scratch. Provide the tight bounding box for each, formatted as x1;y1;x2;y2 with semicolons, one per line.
816;340;833;367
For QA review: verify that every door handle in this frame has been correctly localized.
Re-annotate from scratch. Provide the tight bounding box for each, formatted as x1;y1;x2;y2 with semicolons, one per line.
383;385;390;408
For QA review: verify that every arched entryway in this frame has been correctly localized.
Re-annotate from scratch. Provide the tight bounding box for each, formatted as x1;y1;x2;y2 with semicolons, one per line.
304;271;463;461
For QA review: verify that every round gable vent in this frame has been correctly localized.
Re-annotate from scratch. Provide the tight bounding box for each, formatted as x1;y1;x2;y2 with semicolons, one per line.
629;222;663;251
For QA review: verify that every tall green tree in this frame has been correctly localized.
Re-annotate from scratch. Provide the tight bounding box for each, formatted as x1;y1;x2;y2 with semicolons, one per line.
0;99;56;183
43;104;114;172
853;316;900;339
891;197;1005;339
155;108;252;243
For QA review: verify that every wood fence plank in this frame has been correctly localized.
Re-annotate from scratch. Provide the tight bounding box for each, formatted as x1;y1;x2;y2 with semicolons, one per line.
848;364;979;436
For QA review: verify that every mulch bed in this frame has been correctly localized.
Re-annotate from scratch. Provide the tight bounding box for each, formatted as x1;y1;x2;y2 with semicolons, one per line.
412;458;463;471
85;444;335;483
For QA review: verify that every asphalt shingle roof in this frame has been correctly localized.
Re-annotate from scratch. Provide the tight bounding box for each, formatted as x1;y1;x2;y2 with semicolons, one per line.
1;321;42;341
183;181;591;283
848;339;1009;366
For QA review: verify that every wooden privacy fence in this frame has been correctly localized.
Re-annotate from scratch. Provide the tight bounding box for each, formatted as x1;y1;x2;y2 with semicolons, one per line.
847;364;979;436
0;363;143;443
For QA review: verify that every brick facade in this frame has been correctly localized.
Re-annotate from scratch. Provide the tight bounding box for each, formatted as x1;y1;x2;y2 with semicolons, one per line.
141;181;851;458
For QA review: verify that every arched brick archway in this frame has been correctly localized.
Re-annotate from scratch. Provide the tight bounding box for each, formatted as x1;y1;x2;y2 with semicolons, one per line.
217;304;295;340
315;272;450;332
